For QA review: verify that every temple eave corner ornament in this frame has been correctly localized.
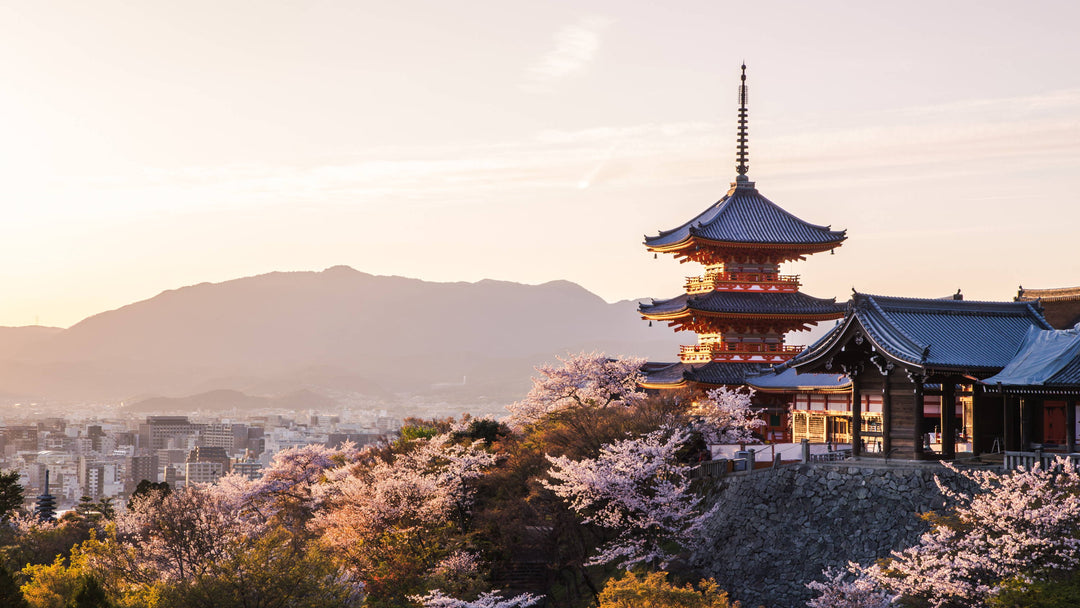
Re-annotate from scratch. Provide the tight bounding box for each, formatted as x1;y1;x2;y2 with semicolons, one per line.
906;368;927;384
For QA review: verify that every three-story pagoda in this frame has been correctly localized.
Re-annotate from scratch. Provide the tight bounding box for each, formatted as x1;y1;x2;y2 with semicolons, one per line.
640;66;847;391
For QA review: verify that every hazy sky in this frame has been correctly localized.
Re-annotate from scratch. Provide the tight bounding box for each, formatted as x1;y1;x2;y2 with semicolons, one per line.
3;1;1080;329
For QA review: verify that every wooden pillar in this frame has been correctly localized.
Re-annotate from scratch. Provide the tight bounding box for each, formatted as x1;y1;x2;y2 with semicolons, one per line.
1003;392;1014;451
941;381;956;460
1020;397;1032;450
881;368;892;457
850;370;862;457
912;373;925;459
1068;399;1077;454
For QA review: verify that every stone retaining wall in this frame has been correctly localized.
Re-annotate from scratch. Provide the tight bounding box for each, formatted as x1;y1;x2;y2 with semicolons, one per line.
689;462;975;608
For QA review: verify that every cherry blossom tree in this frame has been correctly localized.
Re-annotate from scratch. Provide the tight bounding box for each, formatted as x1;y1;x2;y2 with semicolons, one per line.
807;457;1080;608
310;433;499;606
241;441;362;528
691;386;764;445
411;589;541;608
543;426;712;569
507;351;646;426
805;566;896;608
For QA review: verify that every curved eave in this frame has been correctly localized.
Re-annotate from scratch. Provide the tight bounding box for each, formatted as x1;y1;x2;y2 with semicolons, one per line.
793;315;913;373
646;235;845;256
750;384;852;394
639;379;689;390
640;309;844;322
686;379;734;389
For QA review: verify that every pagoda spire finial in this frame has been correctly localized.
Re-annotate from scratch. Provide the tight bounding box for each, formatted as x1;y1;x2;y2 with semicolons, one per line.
735;63;749;180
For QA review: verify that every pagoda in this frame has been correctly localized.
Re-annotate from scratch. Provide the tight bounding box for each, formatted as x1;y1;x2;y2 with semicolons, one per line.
640;65;847;399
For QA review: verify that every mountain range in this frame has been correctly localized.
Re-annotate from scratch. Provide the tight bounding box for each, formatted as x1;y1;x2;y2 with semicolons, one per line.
0;266;683;406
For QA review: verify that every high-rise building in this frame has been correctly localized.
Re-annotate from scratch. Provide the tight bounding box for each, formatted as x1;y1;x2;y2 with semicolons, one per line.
140;416;198;451
184;461;223;485
127;454;160;492
186;446;230;475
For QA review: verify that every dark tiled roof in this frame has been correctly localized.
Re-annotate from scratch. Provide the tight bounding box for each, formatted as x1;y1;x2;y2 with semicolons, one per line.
641;361;767;387
640;290;843;318
640;361;688;386
795;293;1053;372
688;361;769;385
746;366;851;391
644;181;846;249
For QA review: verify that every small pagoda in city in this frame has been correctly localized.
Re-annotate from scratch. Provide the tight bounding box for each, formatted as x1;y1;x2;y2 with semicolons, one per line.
639;66;849;438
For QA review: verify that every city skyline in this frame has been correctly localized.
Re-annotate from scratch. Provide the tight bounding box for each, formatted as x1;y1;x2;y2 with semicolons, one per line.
3;1;1080;328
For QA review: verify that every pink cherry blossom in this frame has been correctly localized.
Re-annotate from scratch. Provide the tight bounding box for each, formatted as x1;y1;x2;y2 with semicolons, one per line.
507;351;646;426
411;589;540;608
543;426;713;569
691;386;764;445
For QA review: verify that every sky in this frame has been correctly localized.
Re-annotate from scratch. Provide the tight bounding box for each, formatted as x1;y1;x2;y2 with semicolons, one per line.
2;1;1080;331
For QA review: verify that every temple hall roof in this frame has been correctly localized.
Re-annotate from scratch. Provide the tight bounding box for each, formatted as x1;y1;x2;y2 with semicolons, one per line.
641;360;849;392
644;180;846;251
983;324;1080;390
640;290;843;319
794;293;1053;373
1017;285;1080;330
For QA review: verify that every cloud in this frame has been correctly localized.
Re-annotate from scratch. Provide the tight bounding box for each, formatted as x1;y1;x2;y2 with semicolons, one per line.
522;16;613;93
27;86;1080;224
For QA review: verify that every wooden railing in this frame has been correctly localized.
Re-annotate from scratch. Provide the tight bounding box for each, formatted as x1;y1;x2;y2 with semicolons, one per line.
691;459;731;479
685;272;801;294
810;448;852;463
679;343;805;363
1004;450;1080;471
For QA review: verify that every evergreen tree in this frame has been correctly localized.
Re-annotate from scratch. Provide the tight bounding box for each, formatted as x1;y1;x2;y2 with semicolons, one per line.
0;564;29;608
0;469;24;520
67;575;111;608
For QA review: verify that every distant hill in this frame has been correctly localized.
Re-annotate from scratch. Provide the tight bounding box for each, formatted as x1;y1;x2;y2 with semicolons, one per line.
0;326;63;360
0;267;682;404
122;388;339;414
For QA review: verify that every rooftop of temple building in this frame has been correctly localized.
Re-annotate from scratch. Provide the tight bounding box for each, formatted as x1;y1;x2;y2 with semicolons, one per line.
644;178;847;252
794;292;1053;374
1017;285;1080;329
640;290;843;320
984;324;1080;392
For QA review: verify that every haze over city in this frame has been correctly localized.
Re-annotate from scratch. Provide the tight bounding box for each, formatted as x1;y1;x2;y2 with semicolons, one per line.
3;1;1080;330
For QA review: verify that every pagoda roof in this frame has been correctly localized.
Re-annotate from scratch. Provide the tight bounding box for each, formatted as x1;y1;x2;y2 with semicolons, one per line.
983;324;1080;390
640;361;768;388
746;366;851;393
640;290;843;320
644;179;846;252
794;293;1053;374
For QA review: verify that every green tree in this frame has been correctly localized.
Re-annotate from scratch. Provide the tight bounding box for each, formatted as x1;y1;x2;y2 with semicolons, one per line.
0;470;25;521
989;571;1080;608
0;563;29;608
67;575;111;608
